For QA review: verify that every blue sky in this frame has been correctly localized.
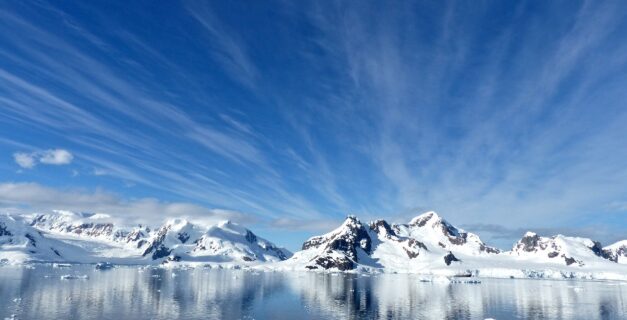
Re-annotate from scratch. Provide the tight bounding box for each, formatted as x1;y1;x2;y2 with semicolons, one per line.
1;1;626;250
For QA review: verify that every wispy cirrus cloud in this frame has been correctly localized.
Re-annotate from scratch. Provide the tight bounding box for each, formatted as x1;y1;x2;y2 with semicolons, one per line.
0;1;626;248
0;182;256;227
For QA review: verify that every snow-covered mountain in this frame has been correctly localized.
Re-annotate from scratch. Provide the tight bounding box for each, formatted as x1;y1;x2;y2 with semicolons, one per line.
265;211;627;281
604;240;627;264
141;218;290;264
0;214;71;263
3;210;627;281
278;212;500;272
509;231;612;266
1;211;290;266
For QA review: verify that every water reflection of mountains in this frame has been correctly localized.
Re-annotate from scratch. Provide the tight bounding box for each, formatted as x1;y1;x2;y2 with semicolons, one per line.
1;266;625;319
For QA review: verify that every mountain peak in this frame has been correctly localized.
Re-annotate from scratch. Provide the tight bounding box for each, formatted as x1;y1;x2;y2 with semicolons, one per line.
409;211;441;227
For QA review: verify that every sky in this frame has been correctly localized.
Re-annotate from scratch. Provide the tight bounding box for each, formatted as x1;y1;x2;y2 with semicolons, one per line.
1;1;627;251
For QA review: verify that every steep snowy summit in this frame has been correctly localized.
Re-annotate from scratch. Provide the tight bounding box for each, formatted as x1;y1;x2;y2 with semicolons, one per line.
281;212;499;272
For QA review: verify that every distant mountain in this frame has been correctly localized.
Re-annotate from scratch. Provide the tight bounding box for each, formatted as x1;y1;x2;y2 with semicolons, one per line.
1;211;290;266
604;240;627;264
509;232;612;266
141;218;290;264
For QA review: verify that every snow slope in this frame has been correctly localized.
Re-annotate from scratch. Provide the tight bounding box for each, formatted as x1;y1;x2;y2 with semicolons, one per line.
0;214;91;264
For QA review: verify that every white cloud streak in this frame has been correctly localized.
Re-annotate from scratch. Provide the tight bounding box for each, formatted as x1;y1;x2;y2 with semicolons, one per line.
0;182;256;227
13;149;73;169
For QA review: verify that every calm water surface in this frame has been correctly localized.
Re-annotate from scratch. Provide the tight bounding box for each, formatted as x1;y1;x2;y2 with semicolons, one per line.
0;265;626;319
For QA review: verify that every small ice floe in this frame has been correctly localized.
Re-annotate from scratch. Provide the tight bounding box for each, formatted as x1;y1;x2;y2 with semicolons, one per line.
171;273;178;278
53;263;72;268
12;298;21;302
95;262;114;270
60;274;88;280
417;275;451;284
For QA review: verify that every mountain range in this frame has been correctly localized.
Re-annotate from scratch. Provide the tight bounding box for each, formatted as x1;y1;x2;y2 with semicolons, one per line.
2;210;626;280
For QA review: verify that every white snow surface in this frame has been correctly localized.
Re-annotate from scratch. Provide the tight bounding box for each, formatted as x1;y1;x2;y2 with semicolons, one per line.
258;212;627;281
1;212;290;267
2;210;627;281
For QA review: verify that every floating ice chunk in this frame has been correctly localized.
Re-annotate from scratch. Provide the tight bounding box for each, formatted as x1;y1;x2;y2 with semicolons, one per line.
60;274;88;280
417;275;451;283
95;262;114;270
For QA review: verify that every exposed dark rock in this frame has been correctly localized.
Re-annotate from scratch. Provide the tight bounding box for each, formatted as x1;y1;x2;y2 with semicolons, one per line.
603;245;626;263
245;230;257;243
392;231;428;259
25;233;37;247
564;256;577;266
479;244;501;254
588;241;614;261
410;212;434;227
440;223;468;245
326;227;371;260
302;236;327;250
262;244;288;260
369;220;396;238
125;229;145;243
518;233;541;252
242;256;255;262
444;251;461;266
51;248;61;257
177;232;190;243
408;238;428;251
311;256;354;271
0;222;12;236
547;251;559;258
151;245;172;260
142;226;171;259
438;242;446;249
